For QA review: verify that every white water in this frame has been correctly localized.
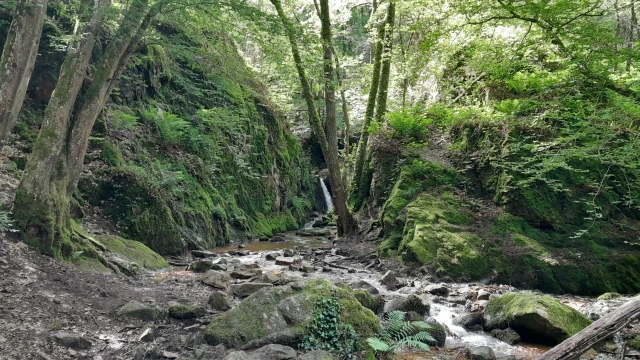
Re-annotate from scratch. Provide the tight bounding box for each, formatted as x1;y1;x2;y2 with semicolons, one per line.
320;178;334;213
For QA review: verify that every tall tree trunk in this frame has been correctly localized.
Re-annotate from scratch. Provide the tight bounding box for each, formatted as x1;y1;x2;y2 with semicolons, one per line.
14;0;110;255
373;2;394;124
349;2;393;210
627;0;637;72
270;0;356;235
0;0;49;144
333;50;350;159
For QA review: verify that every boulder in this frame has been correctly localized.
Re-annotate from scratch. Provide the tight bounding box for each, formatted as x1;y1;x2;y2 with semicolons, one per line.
52;332;92;350
353;290;385;314
231;268;263;279
275;257;301;266
201;270;232;290
251;344;296;360
424;321;446;347
209;291;233;311
188;260;216;273
265;252;281;261
117;300;161;321
270;235;286;243
597;292;622;301
283;248;296;257
490;328;521;345
231;283;273;298
404;311;423;322
484;293;592;345
168;305;207;319
204;279;379;348
225;351;254;360
384;295;430;316
350;280;379;295
477;289;491;300
300;350;335;360
380;271;399;290
192;250;218;258
425;284;449;296
467;346;496;360
453;312;485;329
296;228;331;237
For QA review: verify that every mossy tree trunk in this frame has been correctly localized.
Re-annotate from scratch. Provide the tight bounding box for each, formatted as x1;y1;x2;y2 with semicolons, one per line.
0;0;49;144
271;0;356;235
349;2;394;210
14;0;155;256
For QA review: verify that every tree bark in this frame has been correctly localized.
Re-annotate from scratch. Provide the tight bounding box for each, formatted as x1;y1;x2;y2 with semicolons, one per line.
0;0;49;144
627;0;636;72
537;295;640;360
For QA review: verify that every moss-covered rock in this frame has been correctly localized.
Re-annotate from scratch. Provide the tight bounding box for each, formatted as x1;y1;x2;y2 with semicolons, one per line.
97;235;168;270
484;293;592;345
203;279;379;348
117;301;162;321
353;290;385;314
597;292;623;301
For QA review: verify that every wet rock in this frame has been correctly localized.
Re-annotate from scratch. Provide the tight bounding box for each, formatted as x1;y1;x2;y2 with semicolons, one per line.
117;300;161;321
251;344;296;360
580;349;598;360
275;256;301;266
231;283;273;298
354;290;385;314
380;271;398;290
350;280;379;295
490;328;521;345
424;321;446;347
425;284;449;296
300;350;335;360
384;295;430;316
231;268;262;280
484;293;592;345
321;267;332;272
477;289;491;300
201;270;233;290
139;326;155;342
270;235;286;243
453;312;485;329
52;332;92;350
296;228;331;237
283;248;296;257
467;346;496;360
447;295;467;305
169;304;207;319
192;250;218;258
236;250;251;256
265;252;281;261
240;328;303;350
188;260;216;273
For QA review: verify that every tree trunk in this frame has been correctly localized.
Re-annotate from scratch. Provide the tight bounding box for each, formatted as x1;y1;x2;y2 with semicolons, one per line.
14;0;110;255
349;2;394;210
537;295;640;360
0;0;49;144
270;0;356;235
333;50;350;158
627;0;637;72
373;2;395;124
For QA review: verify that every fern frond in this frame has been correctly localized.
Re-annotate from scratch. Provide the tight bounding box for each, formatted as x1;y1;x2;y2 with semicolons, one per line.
367;337;392;352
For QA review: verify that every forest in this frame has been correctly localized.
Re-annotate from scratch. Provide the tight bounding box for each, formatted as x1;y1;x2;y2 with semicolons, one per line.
0;0;639;359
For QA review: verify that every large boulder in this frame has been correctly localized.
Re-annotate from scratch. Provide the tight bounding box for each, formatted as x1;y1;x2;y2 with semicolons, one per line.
467;346;496;360
484;293;592;345
350;280;379;295
117;300;161;321
52;332;92;349
204;279;379;348
384;295;430;316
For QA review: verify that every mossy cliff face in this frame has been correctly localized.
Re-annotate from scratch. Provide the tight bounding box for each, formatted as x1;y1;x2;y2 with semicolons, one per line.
204;279;379;348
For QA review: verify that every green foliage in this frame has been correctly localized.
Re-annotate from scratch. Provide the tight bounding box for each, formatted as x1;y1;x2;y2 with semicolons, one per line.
0;202;14;232
386;105;432;143
110;108;138;131
143;107;193;146
300;298;360;359
366;311;434;359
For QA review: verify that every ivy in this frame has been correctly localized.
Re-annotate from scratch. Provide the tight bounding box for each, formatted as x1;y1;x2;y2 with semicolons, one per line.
300;298;360;359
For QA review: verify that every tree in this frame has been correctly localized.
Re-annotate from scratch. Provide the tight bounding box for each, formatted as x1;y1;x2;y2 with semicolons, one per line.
270;0;356;235
0;0;49;144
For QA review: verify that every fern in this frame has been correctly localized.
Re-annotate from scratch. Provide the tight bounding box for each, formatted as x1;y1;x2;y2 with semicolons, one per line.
367;311;435;359
0;203;14;233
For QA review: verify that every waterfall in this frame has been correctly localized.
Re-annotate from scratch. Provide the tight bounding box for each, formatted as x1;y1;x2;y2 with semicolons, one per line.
319;178;334;213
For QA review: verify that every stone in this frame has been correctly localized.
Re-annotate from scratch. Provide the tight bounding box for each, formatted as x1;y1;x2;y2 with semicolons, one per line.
484;293;592;345
350;280;379;295
188;260;216;273
139;326;155;342
300;350;335;360
597;292;622;301
353;290;385;314
404;311;424;322
424;321;447;347
251;344;296;360
52;332;92;350
453;312;485;329
192;250;218;258
231;268;263;279
162;351;179;359
201;270;232;290
231;283;273;297
296;228;331;237
270;235;286;243
580;349;598;360
225;351;254;360
117;300;161;321
384;295;430;316
168;304;207;319
467;346;496;360
477;289;491;300
380;271;399;290
253;272;280;284
300;265;315;273
236;250;251;256
425;284;449;296
275;256;301;266
266;252;281;261
490;328;521;345
283;248;295;257
204;279;379;348
447;295;467;305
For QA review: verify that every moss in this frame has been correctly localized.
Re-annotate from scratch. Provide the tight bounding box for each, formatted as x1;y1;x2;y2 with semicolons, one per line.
597;292;622;301
353;290;385;314
73;256;111;273
629;336;640;351
96;235;168;270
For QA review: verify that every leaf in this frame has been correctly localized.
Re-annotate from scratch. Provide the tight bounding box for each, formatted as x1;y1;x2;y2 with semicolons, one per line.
366;337;391;352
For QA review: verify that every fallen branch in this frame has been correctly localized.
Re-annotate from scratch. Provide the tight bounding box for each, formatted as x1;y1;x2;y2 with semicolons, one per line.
323;261;359;272
537;295;640;360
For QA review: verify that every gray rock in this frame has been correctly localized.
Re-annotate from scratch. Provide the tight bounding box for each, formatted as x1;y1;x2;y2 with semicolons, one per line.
192;250;218;258
467;346;496;360
231;268;262;279
209;291;232;311
350;280;379;295
283;248;295;257
425;284;449;296
231;283;273;297
270;235;286;243
453;312;485;329
201;270;232;290
490;328;521;345
52;332;92;350
266;252;281;261
404;311;424;322
225;351;254;360
300;350;335;360
384;295;430;316
139;326;155;342
117;300;161;321
477;289;491;300
168;304;207;319
251;344;296;360
236;250;251;256
188;260;216;273
240;328;303;350
380;271;398;290
275;256;301;266
296;228;331;237
447;295;467;305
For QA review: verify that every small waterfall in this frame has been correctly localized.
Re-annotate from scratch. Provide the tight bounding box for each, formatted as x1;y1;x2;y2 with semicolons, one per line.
319;178;334;213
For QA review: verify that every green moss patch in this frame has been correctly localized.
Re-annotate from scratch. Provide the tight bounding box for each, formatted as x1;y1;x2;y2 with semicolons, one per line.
97;235;168;270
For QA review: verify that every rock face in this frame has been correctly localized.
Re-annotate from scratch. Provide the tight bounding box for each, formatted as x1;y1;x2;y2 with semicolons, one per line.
117;300;161;321
204;279;379;348
231;283;273;298
52;332;92;349
201;270;233;290
490;328;521;345
484;293;592;345
384;295;430;316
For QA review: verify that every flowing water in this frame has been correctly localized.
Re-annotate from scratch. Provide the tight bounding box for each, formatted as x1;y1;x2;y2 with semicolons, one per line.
320;177;334;213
